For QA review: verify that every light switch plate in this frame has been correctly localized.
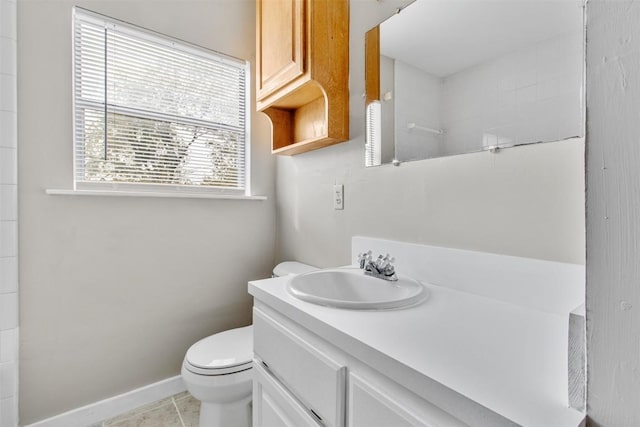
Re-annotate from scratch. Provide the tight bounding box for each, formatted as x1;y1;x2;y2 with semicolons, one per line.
334;184;344;210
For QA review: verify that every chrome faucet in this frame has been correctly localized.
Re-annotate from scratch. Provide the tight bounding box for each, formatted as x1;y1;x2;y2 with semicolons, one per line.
357;251;398;281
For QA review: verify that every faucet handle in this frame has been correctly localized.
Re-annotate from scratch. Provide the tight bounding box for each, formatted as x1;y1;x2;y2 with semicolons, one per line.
379;254;395;268
357;250;373;269
362;252;398;281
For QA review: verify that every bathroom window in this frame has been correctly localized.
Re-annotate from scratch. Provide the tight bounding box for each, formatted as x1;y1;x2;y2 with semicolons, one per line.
72;8;249;195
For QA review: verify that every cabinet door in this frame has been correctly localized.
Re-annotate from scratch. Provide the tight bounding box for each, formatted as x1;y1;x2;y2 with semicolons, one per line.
348;373;467;427
254;361;321;427
256;0;305;100
253;307;346;427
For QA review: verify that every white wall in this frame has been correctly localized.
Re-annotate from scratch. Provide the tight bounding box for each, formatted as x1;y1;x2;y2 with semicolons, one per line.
0;0;18;425
276;1;585;268
394;59;443;161
17;0;275;424
586;0;640;424
441;32;584;155
379;55;395;164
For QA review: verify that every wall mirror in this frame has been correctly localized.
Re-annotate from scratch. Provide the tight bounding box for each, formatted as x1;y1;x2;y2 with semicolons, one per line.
364;0;585;167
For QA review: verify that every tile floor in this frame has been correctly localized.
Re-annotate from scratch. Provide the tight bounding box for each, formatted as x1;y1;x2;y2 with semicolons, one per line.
95;391;200;427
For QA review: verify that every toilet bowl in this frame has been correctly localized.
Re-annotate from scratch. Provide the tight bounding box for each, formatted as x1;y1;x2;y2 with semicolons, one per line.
182;326;253;426
181;261;317;427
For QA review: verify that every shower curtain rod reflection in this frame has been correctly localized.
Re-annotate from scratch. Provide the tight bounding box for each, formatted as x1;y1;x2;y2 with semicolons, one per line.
407;122;444;135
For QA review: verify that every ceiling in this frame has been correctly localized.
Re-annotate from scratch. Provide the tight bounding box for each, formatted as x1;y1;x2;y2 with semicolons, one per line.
379;0;584;77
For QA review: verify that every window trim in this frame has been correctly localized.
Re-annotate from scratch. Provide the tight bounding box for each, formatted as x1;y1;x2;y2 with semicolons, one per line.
45;188;266;201
71;7;252;196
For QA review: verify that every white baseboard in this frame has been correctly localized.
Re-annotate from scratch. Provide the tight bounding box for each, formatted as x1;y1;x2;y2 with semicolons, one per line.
24;376;186;427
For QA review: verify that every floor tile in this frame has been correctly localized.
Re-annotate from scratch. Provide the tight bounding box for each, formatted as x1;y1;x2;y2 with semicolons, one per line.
104;397;182;427
174;393;200;427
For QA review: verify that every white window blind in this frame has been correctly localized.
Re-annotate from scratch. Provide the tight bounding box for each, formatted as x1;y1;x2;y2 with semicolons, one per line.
365;101;382;167
73;8;249;194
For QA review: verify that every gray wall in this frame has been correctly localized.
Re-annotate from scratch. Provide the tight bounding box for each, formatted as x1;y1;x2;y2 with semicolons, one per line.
275;0;585;269
0;0;18;425
586;0;640;424
18;0;275;424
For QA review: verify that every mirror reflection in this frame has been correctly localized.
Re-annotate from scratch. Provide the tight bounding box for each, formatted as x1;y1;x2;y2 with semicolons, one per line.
365;0;585;167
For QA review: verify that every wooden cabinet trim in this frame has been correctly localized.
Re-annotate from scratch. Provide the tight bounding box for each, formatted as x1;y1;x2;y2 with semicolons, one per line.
256;0;349;155
256;0;306;100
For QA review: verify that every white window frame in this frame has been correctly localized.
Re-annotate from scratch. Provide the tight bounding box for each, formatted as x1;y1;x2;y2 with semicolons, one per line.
72;7;251;196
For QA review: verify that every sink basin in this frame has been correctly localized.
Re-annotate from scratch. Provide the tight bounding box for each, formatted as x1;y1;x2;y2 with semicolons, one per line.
286;267;428;310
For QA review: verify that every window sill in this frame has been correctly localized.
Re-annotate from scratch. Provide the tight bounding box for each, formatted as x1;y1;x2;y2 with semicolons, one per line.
45;189;267;201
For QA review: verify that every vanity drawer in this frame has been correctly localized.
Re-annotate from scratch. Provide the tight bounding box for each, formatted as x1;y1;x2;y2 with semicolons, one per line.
254;362;321;427
253;307;346;427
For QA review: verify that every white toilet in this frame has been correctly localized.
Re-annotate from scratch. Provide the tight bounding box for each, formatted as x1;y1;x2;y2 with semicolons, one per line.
181;261;316;427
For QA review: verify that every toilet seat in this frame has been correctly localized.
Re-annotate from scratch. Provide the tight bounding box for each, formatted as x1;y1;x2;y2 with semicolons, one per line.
184;360;252;376
184;325;253;376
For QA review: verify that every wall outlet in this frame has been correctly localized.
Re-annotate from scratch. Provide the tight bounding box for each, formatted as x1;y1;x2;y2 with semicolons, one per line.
334;184;344;210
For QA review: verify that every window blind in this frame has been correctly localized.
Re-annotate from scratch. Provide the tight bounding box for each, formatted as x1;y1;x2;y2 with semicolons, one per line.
365;101;382;167
73;8;249;194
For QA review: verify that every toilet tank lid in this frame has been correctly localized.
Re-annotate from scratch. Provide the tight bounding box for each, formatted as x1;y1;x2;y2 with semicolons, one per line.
273;261;317;277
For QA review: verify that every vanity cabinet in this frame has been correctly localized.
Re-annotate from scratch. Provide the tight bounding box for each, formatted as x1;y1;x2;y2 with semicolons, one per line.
253;307;346;427
253;363;320;427
252;304;466;427
256;0;349;155
348;372;466;427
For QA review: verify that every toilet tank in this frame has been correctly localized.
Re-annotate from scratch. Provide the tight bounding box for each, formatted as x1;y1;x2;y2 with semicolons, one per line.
272;261;317;278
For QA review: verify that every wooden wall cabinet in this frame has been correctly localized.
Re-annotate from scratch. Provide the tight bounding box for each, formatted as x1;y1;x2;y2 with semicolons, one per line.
256;0;349;155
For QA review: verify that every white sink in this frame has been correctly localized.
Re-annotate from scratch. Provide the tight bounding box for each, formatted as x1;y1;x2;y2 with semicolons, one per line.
286;267;428;310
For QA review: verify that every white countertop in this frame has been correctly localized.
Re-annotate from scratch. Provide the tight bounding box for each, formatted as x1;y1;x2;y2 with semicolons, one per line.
249;273;585;427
